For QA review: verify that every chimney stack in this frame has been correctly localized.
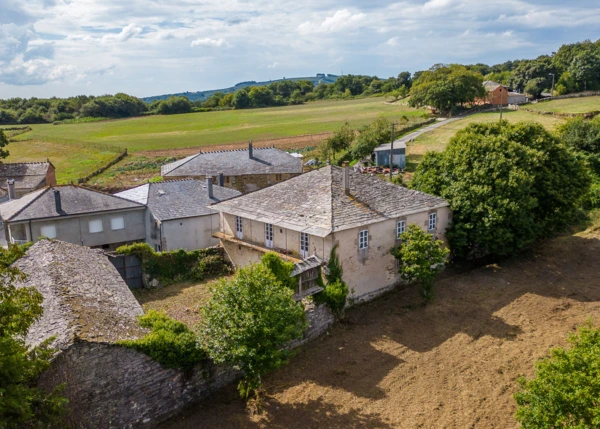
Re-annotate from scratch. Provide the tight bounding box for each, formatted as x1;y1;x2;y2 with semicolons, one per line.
218;172;224;187
54;189;62;212
7;179;16;200
342;161;350;194
248;140;253;159
206;176;214;199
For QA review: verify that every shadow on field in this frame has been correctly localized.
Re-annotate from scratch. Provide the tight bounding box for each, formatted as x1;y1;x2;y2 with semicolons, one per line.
159;232;600;429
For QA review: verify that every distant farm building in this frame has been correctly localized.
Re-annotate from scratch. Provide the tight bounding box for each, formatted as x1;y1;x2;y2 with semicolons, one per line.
0;161;56;202
374;140;406;168
480;81;528;105
161;142;303;193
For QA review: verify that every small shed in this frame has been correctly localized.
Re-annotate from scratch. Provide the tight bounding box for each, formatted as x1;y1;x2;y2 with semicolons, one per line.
374;140;407;168
291;255;324;299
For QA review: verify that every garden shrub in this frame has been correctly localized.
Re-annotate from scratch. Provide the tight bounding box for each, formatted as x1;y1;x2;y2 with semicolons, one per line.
116;243;232;284
119;310;206;370
313;245;349;317
260;252;298;292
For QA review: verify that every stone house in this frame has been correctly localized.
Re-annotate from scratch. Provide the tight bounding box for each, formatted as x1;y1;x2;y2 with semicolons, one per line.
0;161;56;202
116;178;241;251
0;185;146;249
480;80;528;106
212;164;451;302
161;142;303;193
18;240;333;428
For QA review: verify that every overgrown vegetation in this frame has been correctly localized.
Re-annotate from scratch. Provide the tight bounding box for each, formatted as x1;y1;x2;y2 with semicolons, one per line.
119;310;206;371
116;243;232;284
411;121;590;259
514;321;600;428
199;261;306;402
0;244;67;428
314;245;349;317
260;252;298;292
391;224;449;303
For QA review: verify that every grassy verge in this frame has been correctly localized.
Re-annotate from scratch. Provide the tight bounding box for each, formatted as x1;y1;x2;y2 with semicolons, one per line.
529;96;600;113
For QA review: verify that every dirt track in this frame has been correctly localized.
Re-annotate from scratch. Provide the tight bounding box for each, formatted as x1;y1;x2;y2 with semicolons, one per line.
159;227;600;429
136;132;333;158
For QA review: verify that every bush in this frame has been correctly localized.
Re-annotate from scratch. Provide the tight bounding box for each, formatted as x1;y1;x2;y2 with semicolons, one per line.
313;245;349;317
119;311;205;370
260;252;298;292
200;263;306;399
515;322;600;428
116;243;232;284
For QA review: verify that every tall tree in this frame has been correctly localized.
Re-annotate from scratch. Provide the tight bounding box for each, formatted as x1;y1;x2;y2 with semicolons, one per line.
0;129;10;159
325;122;354;159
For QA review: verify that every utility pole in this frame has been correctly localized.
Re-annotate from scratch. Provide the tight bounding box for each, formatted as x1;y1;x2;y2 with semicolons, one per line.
499;87;503;120
549;73;555;97
389;122;395;181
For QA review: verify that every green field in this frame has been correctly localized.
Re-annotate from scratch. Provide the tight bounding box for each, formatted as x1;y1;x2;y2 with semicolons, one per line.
11;98;424;152
406;109;567;172
526;96;600;113
2;98;426;183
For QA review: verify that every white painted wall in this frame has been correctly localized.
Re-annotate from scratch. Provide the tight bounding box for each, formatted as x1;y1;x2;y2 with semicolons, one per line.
161;214;219;251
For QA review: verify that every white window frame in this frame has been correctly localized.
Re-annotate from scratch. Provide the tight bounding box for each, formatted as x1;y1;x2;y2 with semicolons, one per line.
110;216;125;231
235;216;243;239
428;213;437;232
88;219;103;234
40;224;57;239
265;223;274;248
300;232;309;258
396;220;406;239
358;229;369;250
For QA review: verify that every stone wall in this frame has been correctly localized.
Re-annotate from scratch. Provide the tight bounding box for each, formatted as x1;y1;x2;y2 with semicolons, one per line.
38;304;334;429
169;173;302;193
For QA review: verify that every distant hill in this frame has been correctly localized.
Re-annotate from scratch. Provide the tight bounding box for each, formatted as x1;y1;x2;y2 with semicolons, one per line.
141;74;340;103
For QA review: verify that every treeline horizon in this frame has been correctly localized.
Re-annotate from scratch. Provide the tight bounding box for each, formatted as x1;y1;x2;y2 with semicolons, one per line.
1;38;598;125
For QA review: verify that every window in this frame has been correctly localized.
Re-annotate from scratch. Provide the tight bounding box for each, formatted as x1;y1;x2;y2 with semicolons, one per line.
300;232;309;258
275;174;282;181
235;216;243;239
428;213;437;231
40;224;57;239
359;229;369;250
110;216;125;230
265;223;274;248
88;219;103;234
225;176;230;184
396;220;406;239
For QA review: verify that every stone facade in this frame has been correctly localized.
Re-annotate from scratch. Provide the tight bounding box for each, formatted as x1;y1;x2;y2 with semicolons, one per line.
37;304;334;429
168;172;301;193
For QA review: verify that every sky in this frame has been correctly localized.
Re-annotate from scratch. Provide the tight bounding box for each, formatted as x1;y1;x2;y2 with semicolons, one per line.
1;0;599;99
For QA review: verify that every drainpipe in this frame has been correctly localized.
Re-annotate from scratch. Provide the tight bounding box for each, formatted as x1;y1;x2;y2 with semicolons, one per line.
28;220;33;243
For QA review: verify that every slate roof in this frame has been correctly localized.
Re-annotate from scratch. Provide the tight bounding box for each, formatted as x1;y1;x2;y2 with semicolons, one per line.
14;240;145;349
374;140;408;152
161;147;303;177
0;185;144;222
0;162;52;191
213;165;449;237
116;179;241;221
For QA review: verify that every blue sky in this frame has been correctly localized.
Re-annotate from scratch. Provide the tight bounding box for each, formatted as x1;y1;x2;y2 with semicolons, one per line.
1;0;599;98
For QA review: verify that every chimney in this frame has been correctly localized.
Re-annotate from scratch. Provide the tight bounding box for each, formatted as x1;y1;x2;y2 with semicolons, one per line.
54;189;62;212
218;172;224;187
342;161;350;194
248;140;253;159
6;179;16;200
206;176;214;199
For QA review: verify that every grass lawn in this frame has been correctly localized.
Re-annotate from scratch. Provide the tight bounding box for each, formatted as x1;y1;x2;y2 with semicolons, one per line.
405;109;566;173
133;277;229;328
529;96;600;113
14;98;425;153
3;138;122;184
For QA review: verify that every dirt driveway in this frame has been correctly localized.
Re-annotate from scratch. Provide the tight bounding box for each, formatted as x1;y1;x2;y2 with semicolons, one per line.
159;227;600;429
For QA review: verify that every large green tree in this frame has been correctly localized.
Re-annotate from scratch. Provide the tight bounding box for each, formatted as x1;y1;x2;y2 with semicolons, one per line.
351;116;392;160
199;262;306;399
325;122;354;159
411;121;590;259
408;64;486;114
0;129;9;159
515;322;600;429
0;244;67;428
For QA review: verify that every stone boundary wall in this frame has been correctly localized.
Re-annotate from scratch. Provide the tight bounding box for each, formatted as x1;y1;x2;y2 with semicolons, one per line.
78;149;128;184
518;107;600;119
38;304;334;429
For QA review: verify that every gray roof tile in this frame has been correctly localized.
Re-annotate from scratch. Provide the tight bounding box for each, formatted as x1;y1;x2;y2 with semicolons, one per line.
0;185;144;222
116;179;241;221
161;147;303;177
213;165;449;237
0;162;51;191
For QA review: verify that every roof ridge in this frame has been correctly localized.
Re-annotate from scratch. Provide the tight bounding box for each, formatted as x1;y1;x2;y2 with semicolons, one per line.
6;187;50;221
197;146;277;155
61;184;145;207
0;161;50;165
328;165;335;235
166;152;202;175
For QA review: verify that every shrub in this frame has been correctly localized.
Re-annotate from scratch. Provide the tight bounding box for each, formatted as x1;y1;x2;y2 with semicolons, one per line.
119;311;205;370
260;252;298;292
199;263;306;399
116;243;232;284
313;245;349;317
391;224;449;303
515;322;600;428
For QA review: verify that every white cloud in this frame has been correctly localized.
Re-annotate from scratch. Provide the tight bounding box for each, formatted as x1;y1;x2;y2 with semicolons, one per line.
386;37;399;47
423;0;454;12
101;23;142;43
0;58;80;85
190;37;228;47
267;61;279;69
298;9;368;34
